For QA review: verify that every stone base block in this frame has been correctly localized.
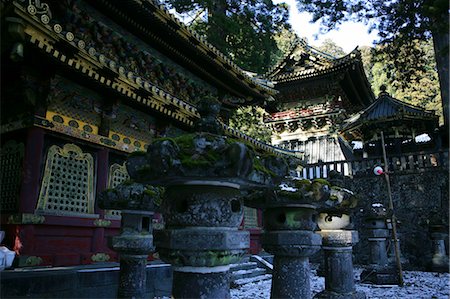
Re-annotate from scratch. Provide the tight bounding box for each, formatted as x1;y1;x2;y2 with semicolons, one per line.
430;254;449;273
319;230;359;247
172;267;230;299
314;290;366;299
360;266;400;285
155;229;249;250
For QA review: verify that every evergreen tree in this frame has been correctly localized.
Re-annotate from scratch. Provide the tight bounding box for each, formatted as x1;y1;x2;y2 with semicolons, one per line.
296;0;449;128
360;39;443;124
317;38;346;57
229;106;272;143
163;0;290;73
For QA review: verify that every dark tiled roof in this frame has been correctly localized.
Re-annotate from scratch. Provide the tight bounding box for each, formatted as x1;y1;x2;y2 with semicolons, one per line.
265;38;360;82
342;92;438;132
363;92;436;120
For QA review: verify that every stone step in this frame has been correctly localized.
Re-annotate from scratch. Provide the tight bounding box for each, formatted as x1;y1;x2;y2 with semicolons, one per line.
232;273;272;287
230;262;259;272
231;268;267;281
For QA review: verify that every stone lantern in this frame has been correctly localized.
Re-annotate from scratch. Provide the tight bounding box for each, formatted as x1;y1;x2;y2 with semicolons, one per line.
99;182;162;298
310;177;366;299
429;224;449;273
123;96;289;298
246;183;322;299
360;203;400;285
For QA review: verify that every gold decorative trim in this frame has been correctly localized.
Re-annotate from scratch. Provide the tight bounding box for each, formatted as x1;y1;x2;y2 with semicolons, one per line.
91;253;110;262
34;115;147;153
8;213;45;224
105;162;130;219
94;219;112;227
19;11;199;126
25;256;43;266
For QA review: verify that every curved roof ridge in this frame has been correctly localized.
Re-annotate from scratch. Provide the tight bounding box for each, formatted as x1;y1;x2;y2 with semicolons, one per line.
264;37;302;77
299;39;338;61
131;0;276;95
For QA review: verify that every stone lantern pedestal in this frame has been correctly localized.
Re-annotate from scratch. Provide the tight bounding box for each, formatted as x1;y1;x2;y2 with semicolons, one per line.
360;216;400;285
315;228;365;299
261;203;322;299
112;210;154;299
429;225;449;273
154;181;249;299
99;183;160;299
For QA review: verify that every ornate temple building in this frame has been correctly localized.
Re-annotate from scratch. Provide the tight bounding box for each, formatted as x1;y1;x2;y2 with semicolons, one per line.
0;0;278;266
264;39;375;163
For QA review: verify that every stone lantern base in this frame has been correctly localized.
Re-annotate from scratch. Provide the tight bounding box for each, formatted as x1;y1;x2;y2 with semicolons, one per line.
360;265;400;285
314;230;366;299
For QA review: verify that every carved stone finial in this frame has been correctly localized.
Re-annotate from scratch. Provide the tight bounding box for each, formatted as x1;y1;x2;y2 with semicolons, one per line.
379;84;389;96
194;95;223;135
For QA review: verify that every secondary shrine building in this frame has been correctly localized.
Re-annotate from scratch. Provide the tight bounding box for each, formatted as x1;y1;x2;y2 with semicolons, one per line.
1;0;275;267
264;39;375;164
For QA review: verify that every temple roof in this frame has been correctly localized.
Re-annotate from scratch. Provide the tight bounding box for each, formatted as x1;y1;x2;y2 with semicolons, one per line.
86;0;276;102
8;0;280;127
265;38;341;81
341;89;439;135
265;38;375;111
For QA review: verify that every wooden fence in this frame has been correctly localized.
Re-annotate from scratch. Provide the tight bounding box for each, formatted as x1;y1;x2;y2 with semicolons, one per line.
301;151;448;179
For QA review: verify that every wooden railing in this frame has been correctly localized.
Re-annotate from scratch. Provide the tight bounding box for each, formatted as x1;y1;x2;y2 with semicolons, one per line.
301;151;448;179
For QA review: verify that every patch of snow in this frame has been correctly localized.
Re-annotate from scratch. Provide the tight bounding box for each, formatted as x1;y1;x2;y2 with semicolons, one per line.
415;133;431;143
278;183;297;192
372;203;384;207
231;266;450;299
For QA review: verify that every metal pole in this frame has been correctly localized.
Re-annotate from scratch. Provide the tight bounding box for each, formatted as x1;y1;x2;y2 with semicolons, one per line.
380;131;404;286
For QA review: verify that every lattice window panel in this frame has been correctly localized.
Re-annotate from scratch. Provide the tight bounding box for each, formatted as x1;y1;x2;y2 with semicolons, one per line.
0;140;24;212
244;207;259;228
105;162;130;218
36;144;95;216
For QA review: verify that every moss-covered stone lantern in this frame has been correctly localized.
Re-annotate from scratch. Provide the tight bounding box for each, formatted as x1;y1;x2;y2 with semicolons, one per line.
123;96;289;298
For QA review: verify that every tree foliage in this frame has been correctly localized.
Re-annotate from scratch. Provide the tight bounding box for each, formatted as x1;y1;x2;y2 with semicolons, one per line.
229;106;272;143
295;0;449;127
317;38;346;57
361;39;443;124
164;0;290;73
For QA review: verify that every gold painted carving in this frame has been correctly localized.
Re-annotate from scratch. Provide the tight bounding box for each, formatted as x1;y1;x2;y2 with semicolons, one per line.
8;213;45;224
25;256;43;266
91;253;110;262
94;219;112;227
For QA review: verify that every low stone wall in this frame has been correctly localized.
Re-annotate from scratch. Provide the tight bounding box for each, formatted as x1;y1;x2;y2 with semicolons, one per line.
0;262;172;298
346;166;449;270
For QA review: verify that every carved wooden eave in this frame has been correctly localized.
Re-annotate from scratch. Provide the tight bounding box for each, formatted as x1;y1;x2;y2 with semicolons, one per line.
10;1;200;126
265;38;336;80
4;1;301;159
86;0;277;103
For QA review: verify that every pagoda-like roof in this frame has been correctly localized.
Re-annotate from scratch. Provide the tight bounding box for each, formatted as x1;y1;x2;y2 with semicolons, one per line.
265;38;374;110
341;89;439;136
266;38;343;81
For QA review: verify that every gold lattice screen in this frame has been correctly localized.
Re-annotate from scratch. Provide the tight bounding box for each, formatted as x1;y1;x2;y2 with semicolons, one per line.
105;162;130;218
244;207;259;228
0;140;24;212
36;144;95;215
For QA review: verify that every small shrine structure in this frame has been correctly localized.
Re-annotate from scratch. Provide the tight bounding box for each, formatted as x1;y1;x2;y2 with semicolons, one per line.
341;86;440;158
